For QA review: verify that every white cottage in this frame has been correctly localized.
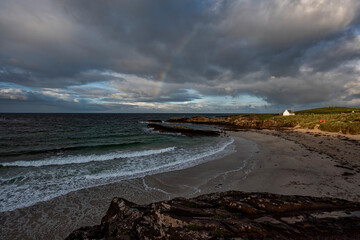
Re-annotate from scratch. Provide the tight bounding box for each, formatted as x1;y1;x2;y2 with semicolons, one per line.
283;109;295;116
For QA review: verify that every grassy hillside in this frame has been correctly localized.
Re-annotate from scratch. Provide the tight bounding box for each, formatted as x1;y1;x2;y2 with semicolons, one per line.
295;106;360;115
272;113;360;134
228;107;360;134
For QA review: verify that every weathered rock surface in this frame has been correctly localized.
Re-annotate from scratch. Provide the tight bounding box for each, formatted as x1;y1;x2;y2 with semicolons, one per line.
147;123;220;137
166;116;231;126
166;117;191;123
65;191;360;240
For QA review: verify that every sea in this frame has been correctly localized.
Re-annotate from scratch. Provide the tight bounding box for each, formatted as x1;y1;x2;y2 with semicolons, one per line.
0;113;234;212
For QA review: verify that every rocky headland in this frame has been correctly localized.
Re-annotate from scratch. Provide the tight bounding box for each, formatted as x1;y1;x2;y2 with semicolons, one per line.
166;115;284;130
147;123;220;137
66;191;360;240
165;112;360;134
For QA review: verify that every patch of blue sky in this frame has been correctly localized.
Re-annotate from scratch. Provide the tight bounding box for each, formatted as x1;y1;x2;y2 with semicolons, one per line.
0;68;8;74
68;81;117;91
0;82;34;91
86;97;114;104
77;97;98;103
191;92;267;106
356;25;360;35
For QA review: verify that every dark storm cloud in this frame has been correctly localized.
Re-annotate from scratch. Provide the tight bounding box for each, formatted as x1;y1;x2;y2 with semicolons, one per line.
0;0;360;112
0;0;208;86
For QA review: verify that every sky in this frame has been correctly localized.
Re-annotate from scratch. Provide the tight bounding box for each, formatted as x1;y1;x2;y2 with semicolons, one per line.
0;0;360;113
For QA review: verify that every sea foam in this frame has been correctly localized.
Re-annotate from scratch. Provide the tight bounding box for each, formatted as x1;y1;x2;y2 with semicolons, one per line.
1;147;176;167
0;137;236;212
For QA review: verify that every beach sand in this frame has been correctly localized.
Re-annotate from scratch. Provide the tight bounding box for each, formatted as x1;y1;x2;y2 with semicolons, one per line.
1;130;359;240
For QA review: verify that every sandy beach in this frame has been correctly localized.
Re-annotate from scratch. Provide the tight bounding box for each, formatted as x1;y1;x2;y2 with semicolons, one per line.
1;129;360;240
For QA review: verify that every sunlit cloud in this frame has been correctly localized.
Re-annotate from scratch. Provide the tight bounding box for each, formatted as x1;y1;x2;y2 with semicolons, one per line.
0;88;28;100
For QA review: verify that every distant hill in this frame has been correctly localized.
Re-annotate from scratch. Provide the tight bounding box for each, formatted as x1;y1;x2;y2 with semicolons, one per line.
295;107;360;115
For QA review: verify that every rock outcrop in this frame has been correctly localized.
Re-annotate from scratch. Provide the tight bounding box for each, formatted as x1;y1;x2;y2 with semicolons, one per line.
165;116;287;130
147;123;220;137
147;120;163;123
166;116;230;126
66;191;360;240
231;118;281;129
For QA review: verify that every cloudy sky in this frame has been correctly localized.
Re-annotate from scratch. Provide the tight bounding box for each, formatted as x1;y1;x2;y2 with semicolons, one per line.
0;0;360;113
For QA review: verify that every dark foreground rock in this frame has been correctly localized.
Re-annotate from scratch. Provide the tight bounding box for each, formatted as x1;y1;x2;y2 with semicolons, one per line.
147;123;220;137
66;191;360;240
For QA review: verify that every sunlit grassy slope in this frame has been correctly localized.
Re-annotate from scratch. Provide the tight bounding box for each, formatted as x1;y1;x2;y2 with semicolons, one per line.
272;113;360;134
295;106;360;115
229;107;360;134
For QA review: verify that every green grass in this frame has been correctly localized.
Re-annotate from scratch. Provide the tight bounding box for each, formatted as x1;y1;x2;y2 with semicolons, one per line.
295;106;360;115
211;228;225;237
187;224;203;231
227;114;277;121
226;107;360;134
272;113;360;134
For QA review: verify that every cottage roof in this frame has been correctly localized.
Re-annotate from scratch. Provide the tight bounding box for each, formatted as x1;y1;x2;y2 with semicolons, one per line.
283;109;295;115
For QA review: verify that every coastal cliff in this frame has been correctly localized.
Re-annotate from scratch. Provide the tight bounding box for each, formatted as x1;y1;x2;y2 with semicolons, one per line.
65;191;360;240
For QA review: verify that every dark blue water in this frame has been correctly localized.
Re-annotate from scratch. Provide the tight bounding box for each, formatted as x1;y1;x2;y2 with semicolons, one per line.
0;114;234;212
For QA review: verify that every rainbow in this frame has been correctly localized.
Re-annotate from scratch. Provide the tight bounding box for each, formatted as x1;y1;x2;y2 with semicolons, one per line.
154;26;199;97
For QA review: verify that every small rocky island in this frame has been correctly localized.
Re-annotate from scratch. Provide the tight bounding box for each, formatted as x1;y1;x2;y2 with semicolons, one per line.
66;191;360;240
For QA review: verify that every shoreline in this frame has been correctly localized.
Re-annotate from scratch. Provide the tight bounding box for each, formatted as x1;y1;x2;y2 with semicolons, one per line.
1;129;360;240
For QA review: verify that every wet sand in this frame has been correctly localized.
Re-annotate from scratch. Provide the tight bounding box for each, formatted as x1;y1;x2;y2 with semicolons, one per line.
1;130;359;240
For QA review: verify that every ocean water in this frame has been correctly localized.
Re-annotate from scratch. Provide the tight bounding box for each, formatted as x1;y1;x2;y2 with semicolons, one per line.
0;113;234;212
